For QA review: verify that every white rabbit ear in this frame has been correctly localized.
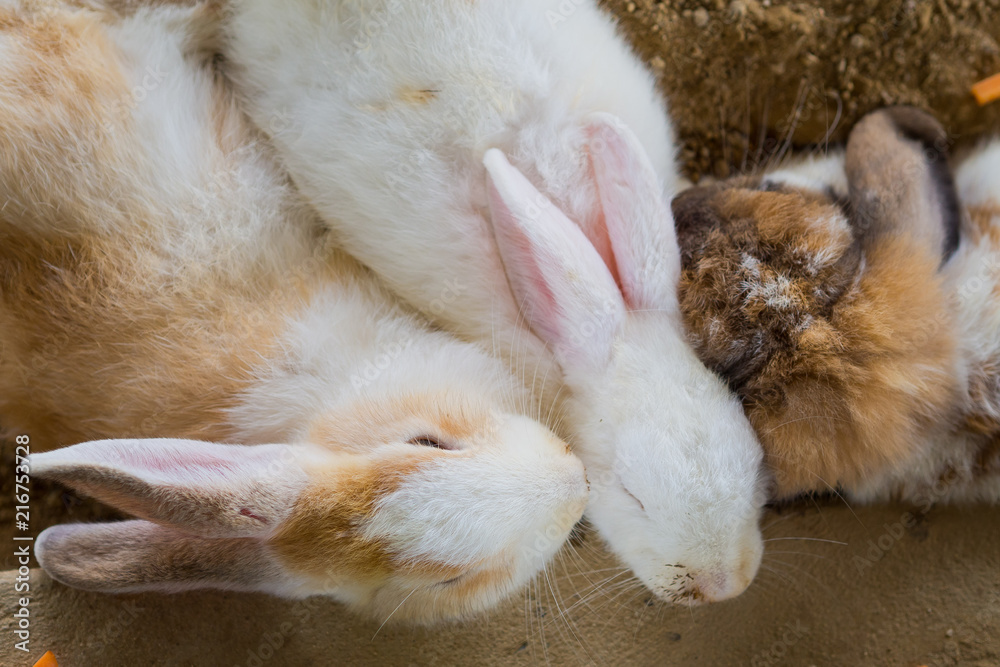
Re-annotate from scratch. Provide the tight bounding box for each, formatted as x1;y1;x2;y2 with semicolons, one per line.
485;148;626;369
35;520;297;595
29;439;310;538
585;113;681;313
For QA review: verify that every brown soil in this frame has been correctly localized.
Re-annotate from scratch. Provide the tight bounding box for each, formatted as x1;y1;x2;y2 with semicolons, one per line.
603;0;1000;180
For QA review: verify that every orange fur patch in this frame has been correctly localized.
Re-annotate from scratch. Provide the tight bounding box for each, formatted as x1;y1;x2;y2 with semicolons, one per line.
307;393;494;455
757;235;959;495
0;228;294;449
269;453;469;587
276;395;508;589
398;87;438;105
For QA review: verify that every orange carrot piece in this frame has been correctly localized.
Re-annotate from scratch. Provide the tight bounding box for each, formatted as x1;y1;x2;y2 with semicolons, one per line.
972;73;1000;106
32;651;58;667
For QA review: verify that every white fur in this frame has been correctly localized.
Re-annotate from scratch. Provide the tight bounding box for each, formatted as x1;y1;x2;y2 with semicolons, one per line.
11;2;587;621
219;0;765;603
762;151;848;197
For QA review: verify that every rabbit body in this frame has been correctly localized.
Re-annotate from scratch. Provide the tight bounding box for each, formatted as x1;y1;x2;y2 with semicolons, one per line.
0;2;587;622
216;0;766;604
863;139;1000;505
220;0;677;355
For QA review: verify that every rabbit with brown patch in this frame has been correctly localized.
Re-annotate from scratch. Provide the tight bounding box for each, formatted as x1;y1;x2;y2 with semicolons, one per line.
0;2;587;622
672;106;1000;504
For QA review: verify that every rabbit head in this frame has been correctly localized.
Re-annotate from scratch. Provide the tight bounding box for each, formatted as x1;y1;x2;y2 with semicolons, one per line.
32;395;587;623
484;114;765;604
672;106;963;499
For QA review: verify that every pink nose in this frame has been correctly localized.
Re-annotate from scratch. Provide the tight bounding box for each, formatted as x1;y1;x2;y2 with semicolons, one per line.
688;569;754;603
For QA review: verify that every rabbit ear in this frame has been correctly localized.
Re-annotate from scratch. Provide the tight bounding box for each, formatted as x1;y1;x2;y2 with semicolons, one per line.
29;439;311;538
35;520;299;595
485;148;626;370
845;106;961;261
585;113;681;312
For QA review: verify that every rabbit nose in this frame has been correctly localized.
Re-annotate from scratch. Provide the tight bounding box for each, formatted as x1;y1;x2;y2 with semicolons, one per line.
687;551;759;603
686;570;751;603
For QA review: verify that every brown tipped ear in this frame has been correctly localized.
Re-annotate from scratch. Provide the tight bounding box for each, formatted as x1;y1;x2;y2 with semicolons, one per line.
35;521;300;596
844;106;961;261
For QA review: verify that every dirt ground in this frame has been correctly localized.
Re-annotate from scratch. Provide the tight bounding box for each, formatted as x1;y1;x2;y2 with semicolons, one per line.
2;1;1000;665
603;0;1000;180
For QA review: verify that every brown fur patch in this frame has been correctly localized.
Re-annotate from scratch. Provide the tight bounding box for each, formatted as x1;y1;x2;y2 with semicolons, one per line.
844;107;961;259
975;436;1000;475
0;7;143;228
967;205;1000;246
964;357;1000;436
0;228;295;449
276;395;505;586
675;185;959;497
269;453;468;586
398;87;438;105
269;459;406;585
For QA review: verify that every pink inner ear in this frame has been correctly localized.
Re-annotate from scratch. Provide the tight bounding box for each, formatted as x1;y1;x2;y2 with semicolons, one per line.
136;452;241;474
586;200;625;299
484;147;627;366
584;114;676;313
97;440;272;478
586;124;642;311
486;175;564;344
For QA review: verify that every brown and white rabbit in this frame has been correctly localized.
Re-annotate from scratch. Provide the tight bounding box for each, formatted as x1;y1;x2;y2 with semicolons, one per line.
672;107;968;501
0;2;587;622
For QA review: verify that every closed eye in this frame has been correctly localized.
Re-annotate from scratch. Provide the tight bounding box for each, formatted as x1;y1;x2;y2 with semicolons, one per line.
408;435;453;450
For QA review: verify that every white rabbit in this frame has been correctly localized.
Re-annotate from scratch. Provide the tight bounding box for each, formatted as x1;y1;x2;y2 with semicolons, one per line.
0;1;587;622
215;0;766;603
